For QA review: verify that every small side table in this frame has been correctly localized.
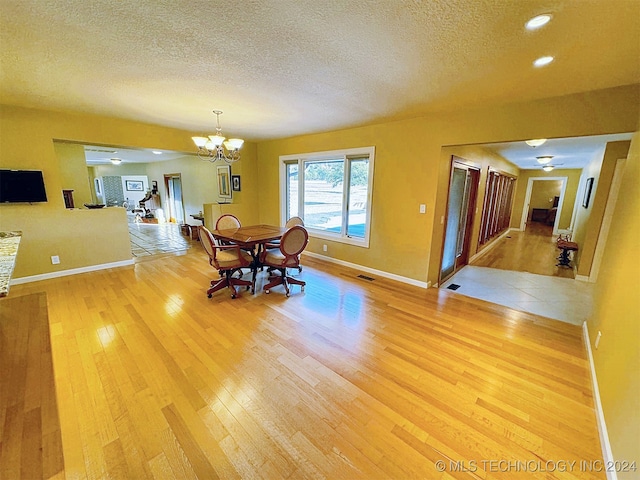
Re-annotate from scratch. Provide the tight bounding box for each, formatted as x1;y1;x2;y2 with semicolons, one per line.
557;239;578;267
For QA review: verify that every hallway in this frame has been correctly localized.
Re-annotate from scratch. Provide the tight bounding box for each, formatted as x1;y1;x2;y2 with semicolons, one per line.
472;222;574;278
441;223;592;325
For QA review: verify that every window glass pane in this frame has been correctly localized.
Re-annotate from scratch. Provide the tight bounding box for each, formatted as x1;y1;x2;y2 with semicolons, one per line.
347;159;369;238
286;163;298;219
303;160;344;233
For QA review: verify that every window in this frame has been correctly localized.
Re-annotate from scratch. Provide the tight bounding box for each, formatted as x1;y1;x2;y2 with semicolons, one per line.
280;147;375;247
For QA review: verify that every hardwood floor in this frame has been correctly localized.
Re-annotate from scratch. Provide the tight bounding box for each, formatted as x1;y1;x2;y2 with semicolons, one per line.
2;250;604;479
473;222;575;278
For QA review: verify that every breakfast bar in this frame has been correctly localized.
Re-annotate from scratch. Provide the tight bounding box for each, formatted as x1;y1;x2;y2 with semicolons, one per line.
0;231;22;297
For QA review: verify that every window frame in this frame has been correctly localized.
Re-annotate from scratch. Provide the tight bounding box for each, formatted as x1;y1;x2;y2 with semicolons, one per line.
279;146;375;248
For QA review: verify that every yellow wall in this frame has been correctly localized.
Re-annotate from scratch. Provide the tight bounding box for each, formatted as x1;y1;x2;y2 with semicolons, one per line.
0;104;257;278
587;131;639;478
573;141;631;277
529;180;561;210
54;142;93;206
511;169;582;231
257;85;639;285
438;145;519;267
2;85;639;282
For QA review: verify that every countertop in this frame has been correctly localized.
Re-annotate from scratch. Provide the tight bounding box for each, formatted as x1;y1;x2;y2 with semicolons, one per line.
0;231;22;297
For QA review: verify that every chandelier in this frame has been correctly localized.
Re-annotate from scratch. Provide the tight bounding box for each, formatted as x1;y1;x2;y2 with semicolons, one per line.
192;110;244;163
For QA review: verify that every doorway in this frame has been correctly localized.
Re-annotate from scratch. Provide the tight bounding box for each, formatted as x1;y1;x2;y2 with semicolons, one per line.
440;158;480;283
520;177;567;234
163;174;185;224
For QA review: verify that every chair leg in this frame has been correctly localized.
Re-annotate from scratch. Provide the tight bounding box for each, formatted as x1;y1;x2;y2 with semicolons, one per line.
207;270;252;299
263;268;305;297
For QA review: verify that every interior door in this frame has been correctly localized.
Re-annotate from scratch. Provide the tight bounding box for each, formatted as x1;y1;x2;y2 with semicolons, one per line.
440;159;480;283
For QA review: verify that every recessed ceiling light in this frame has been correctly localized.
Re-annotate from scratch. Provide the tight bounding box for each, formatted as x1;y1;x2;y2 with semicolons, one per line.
534;56;554;67
152;151;163;155
526;14;552;30
110;158;122;165
536;156;553;164
525;138;547;147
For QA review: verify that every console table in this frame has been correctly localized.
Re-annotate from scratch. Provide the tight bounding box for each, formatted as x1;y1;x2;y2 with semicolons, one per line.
0;231;22;297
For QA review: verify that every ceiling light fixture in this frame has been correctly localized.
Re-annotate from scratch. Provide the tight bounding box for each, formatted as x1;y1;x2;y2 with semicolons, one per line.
534;56;554;67
110;158;122;165
526;14;552;30
152;151;163;155
542;165;554;172
192;110;244;163
536;155;553;164
525;138;547;147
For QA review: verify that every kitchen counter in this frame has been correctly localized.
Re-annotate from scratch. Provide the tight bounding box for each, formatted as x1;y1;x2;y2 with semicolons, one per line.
0;231;22;297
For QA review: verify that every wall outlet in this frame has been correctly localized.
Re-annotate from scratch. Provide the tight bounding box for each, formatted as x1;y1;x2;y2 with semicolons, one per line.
51;255;60;265
595;331;602;349
419;204;426;214
323;244;328;252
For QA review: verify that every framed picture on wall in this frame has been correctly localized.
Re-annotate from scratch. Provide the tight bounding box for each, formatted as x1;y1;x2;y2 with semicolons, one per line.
582;177;594;208
125;180;144;191
231;175;241;192
217;165;232;199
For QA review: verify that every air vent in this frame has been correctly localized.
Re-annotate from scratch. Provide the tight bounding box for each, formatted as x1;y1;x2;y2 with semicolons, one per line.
447;284;461;290
357;274;375;281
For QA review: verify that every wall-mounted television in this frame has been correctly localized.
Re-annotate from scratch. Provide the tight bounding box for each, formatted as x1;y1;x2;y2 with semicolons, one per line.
0;169;48;203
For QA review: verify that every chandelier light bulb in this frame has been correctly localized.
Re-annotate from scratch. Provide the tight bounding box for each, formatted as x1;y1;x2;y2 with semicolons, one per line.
192;110;244;163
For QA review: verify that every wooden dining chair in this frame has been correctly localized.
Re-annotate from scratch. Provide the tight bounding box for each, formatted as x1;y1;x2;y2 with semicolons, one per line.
259;225;308;297
198;226;253;299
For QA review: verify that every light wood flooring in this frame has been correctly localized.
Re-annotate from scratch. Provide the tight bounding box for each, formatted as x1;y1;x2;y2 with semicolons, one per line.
1;249;604;479
473;222;575;279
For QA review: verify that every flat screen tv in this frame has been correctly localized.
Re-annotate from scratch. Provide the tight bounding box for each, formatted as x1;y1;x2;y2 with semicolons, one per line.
0;169;48;203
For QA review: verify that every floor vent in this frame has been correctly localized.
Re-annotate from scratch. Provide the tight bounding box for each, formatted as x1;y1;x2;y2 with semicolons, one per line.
447;284;461;290
357;274;375;281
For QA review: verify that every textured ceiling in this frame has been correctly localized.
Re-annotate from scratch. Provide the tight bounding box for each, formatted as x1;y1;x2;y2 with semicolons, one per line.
1;0;639;141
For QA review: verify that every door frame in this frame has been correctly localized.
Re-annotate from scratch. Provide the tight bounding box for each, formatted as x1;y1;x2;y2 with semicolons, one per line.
519;176;568;234
439;157;480;285
163;173;185;224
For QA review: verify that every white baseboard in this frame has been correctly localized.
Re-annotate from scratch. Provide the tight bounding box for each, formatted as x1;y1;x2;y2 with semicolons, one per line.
469;228;515;264
575;274;590;283
582;322;617;480
10;259;135;286
303;251;430;289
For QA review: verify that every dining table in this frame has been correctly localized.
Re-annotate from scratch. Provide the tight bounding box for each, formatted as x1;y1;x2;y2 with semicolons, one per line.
211;224;288;292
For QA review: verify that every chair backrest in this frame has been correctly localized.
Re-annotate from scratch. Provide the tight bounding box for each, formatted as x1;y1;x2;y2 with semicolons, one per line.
198;226;217;260
285;216;304;228
215;214;241;230
280;226;308;258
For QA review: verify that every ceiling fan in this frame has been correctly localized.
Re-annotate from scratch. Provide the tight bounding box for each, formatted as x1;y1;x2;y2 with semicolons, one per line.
536;156;563;171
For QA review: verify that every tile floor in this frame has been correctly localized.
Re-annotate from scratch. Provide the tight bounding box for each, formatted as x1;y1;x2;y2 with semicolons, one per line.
128;221;195;257
441;265;594;325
